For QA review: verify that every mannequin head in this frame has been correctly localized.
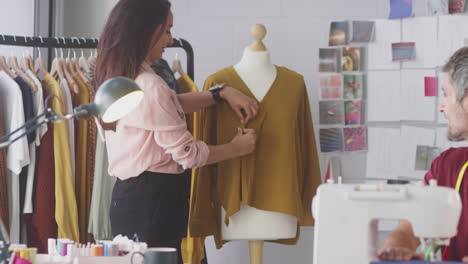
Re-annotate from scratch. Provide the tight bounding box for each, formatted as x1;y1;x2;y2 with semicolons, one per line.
249;24;267;51
94;0;171;89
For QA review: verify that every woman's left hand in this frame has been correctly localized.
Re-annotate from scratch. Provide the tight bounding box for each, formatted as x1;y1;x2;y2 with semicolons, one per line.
221;86;259;124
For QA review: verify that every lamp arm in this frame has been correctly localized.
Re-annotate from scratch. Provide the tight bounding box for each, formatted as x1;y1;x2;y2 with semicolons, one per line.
0;118;51;149
0;108;54;143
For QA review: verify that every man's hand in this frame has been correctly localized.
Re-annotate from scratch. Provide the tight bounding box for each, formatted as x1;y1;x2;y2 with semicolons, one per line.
220;86;259;124
378;247;423;261
379;220;422;261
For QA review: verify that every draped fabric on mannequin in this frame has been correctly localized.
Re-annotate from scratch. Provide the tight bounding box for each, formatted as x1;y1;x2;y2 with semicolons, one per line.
189;66;321;248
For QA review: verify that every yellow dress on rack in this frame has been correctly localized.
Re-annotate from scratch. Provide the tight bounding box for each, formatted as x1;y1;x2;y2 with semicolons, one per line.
189;66;321;248
73;75;90;243
43;74;79;242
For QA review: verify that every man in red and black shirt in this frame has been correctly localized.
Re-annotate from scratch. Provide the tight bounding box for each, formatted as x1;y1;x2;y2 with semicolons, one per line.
379;47;468;262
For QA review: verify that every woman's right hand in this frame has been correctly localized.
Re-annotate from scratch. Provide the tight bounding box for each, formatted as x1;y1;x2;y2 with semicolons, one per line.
231;128;256;156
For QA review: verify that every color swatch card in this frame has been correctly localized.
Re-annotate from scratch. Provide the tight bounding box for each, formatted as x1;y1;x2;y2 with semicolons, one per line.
344;100;363;125
389;0;413;19
319;101;344;125
392;42;415;61
342;47;361;72
320;74;343;99
343;74;364;99
424;76;437;97
414;145;440;171
320;128;343;152
344;126;367;152
329;21;349;46
319;48;340;72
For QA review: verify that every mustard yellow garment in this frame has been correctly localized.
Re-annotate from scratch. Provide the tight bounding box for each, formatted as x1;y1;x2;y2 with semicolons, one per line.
189;66;321;248
43;74;80;242
177;73;206;264
73;75;90;243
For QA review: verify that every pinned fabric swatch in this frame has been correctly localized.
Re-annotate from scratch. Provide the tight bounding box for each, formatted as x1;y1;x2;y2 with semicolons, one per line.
424;76;437;97
389;0;413;19
319;101;344;125
344;100;363;125
344;127;367;152
392;42;415;61
319;48;340;73
320;128;343;152
351;21;375;42
449;0;465;13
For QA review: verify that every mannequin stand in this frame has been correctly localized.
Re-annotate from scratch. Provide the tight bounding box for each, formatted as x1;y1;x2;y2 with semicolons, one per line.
249;240;264;264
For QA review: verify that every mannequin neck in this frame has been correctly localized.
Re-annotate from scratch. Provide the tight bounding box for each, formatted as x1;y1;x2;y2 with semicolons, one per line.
235;47;275;72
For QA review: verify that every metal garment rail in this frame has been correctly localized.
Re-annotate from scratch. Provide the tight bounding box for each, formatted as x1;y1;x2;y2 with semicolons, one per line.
0;34;195;80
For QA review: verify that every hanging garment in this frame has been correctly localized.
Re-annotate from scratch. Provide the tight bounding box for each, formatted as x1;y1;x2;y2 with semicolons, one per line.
150;59;179;93
14;76;35;242
85;80;96;242
23;71;47;215
43;74;79;242
189;66;321;248
59;78;76;184
0;115;9;230
0;71;30;244
73;74;90;243
88;136;115;240
27;84;57;253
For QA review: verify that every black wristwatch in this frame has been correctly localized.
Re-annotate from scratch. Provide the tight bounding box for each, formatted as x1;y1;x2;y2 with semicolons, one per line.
209;83;225;103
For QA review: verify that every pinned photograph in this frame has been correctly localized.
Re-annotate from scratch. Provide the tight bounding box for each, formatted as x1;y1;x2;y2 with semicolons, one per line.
350;21;375;42
319;48;340;72
392;42;415;61
320;128;343;152
449;0;465;13
342;47;361;72
343;74;364;99
319;101;344;125
344;100;363;125
344;127;367;152
320;74;343;99
415;145;440;170
329;21;349;46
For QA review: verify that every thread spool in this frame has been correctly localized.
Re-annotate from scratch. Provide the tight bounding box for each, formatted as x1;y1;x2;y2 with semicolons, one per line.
91;245;104;256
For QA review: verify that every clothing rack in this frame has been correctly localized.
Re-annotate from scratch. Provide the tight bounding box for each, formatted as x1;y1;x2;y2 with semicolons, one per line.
0;35;195;80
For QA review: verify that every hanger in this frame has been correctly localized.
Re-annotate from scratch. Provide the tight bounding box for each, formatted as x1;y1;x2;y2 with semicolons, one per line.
7;36;21;71
72;37;89;82
21;36;34;72
26;37;35;71
0;35;16;78
8;36;38;92
88;38;97;66
34;36;49;77
50;37;65;81
78;37;91;73
60;37;79;94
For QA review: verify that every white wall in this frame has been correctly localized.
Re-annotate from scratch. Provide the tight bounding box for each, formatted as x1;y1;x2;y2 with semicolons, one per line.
59;1;428;263
0;0;36;57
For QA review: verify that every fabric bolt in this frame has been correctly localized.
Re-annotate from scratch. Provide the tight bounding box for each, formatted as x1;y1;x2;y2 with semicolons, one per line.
105;63;209;179
189;66;321;248
88;136;115;240
73;74;90;243
425;147;468;261
43;74;79;242
59;78;76;184
0;115;9;229
0;71;30;244
27;84;57;253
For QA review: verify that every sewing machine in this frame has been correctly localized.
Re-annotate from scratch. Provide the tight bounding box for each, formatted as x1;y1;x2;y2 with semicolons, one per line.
312;180;462;264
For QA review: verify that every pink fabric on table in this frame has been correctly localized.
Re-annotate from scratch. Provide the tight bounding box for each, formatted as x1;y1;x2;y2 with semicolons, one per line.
105;64;209;180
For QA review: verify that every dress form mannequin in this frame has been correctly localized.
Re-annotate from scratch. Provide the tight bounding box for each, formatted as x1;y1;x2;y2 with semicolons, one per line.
224;24;298;264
